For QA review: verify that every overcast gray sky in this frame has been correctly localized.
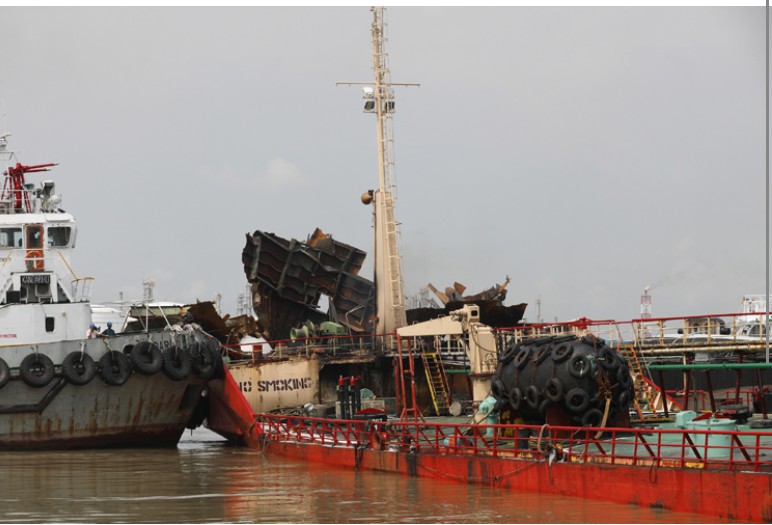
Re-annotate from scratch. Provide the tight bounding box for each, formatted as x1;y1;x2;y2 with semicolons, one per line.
0;7;765;323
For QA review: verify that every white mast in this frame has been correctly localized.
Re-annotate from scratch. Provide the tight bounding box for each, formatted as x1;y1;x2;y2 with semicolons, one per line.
370;6;407;339
338;7;418;343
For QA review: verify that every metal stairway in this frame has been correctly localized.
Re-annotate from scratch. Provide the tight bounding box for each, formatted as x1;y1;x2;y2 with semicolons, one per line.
421;352;451;416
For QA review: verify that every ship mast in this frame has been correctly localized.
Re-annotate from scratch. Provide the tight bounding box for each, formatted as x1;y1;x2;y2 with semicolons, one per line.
340;8;418;343
369;6;407;340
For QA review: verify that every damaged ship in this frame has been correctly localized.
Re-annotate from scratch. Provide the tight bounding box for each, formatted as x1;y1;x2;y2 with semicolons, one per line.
204;227;526;441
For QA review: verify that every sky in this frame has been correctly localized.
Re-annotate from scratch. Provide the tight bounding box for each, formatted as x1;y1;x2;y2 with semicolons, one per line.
0;6;766;324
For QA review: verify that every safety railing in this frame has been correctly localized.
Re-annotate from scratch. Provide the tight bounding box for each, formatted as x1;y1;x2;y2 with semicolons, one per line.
224;332;391;364
494;312;772;356
257;414;772;472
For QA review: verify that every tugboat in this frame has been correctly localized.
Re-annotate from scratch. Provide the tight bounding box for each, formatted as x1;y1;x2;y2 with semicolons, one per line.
0;131;220;449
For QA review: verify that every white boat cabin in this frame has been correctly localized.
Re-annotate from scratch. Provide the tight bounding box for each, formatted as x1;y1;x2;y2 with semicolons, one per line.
0;142;94;344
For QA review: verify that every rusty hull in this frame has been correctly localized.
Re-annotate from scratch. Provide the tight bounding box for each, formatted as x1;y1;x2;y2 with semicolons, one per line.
0;374;205;450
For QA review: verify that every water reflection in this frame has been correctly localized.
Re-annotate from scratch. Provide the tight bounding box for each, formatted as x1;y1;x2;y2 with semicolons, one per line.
0;428;727;523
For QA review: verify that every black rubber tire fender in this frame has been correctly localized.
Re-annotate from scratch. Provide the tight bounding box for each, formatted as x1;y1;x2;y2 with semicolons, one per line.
513;347;531;370
525;385;541;410
567;354;591;379
565;387;591;413
0;357;10;388
544;377;564;403
19;353;55;388
581;408;605;427
61;352;97;386
491;377;507;400
551;343;573;363
162;345;192;381
208;338;225;379
617;366;633;388
99;351;131;386
191;341;216;380
617;387;632;408
534;345;552;365
598;347;620;371
537;398;551;416
498;343;519;365
508;387;522;411
129;342;163;375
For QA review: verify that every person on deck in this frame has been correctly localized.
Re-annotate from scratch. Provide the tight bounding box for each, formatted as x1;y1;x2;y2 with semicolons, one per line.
86;323;100;339
102;322;116;337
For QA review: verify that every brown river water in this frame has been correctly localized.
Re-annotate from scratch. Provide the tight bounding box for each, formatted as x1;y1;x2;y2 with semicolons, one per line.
0;428;726;523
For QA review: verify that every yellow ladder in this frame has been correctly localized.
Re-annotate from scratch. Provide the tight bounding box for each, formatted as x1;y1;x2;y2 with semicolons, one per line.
421;352;450;416
620;342;658;418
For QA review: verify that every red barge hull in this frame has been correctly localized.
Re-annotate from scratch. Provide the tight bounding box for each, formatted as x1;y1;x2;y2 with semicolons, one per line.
208;368;772;522
263;435;771;522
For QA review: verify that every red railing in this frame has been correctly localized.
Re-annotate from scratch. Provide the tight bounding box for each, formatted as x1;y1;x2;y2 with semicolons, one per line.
257;414;772;472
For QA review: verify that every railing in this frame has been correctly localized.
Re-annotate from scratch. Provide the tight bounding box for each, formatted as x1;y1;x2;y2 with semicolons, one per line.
494;312;772;357
223;332;392;363
258;414;772;472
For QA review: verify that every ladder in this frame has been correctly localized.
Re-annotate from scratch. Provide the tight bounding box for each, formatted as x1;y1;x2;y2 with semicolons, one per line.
421;352;451;416
620;341;658;418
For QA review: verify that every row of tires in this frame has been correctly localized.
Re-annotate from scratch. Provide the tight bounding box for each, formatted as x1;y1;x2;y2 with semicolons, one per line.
492;375;634;423
492;334;634;424
0;339;222;389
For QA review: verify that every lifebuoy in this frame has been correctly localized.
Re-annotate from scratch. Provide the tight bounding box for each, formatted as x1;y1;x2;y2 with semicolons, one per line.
99;351;131;386
0;357;9;388
25;249;44;272
581;408;604;427
567;354;590;378
598;347;620;371
19;353;55;387
62;352;97;385
544;377;564;402
162;346;192;381
551;343;573;363
525;385;541;410
129;342;163;375
513;347;531;369
191;341;215;380
508;387;522;410
565;387;591;413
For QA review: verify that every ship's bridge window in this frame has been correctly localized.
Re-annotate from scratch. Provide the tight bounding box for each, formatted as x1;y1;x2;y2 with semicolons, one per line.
0;228;22;248
26;224;43;249
48;226;72;248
